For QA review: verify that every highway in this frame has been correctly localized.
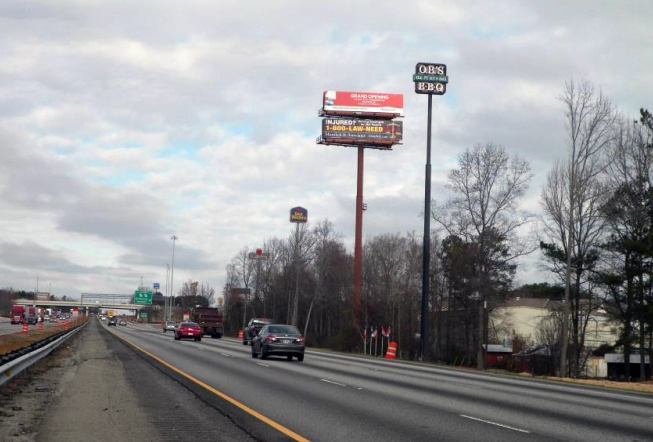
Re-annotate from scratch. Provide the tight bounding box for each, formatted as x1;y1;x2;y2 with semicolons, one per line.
102;320;653;442
0;318;57;336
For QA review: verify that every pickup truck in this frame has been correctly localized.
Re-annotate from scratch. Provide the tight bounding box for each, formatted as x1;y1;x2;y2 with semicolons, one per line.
242;318;274;345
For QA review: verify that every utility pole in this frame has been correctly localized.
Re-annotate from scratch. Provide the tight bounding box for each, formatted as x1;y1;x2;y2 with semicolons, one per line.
170;236;177;316
165;263;170;321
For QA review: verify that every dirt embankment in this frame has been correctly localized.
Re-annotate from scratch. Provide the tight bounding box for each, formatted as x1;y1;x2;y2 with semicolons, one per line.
0;319;87;355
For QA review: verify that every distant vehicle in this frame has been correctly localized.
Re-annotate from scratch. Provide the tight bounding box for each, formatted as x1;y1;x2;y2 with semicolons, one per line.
190;307;224;338
163;321;177;332
100;316;106;321
118;319;127;326
44;314;50;321
175;322;202;341
11;305;25;324
243;318;274;345
25;306;37;325
251;324;305;361
108;317;117;326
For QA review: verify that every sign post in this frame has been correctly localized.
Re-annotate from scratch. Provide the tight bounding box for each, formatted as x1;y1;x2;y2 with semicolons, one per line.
289;207;307;326
318;92;404;330
414;63;448;361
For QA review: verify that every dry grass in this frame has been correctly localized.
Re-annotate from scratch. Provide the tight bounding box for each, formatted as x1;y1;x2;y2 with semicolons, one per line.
0;318;87;355
515;372;653;394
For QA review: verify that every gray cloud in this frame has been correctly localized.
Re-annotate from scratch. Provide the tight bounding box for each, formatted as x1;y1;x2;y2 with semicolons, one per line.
0;1;651;295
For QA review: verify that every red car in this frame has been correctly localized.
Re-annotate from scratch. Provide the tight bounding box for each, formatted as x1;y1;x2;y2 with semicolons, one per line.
175;322;202;341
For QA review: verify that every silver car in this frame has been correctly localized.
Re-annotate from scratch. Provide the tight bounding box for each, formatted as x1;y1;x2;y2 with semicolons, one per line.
163;321;177;332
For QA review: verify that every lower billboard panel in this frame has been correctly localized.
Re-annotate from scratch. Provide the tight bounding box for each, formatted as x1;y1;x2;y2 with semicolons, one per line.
321;119;402;146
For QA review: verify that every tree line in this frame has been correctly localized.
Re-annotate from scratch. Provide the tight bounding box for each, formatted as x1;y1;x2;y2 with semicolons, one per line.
222;80;652;376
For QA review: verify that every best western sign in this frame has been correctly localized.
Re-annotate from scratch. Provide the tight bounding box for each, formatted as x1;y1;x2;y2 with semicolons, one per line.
290;206;308;223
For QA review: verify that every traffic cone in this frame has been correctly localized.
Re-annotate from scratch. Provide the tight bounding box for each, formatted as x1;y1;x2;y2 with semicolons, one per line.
238;330;244;339
22;323;28;334
385;341;397;360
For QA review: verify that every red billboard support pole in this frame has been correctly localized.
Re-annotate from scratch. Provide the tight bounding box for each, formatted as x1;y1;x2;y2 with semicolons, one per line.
353;146;364;327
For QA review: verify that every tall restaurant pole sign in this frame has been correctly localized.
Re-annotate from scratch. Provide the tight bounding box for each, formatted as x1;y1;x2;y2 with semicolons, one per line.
289;207;307;326
414;63;448;361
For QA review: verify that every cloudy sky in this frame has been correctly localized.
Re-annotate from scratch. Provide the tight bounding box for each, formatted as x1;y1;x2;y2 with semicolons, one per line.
1;1;651;300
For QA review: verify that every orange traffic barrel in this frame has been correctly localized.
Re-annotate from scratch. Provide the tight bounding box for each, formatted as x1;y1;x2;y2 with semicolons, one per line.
38;321;44;331
22;323;28;334
385;341;397;360
238;330;244;339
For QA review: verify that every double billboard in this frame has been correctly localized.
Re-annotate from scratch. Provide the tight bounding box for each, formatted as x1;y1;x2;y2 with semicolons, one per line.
323;91;404;118
322;119;402;146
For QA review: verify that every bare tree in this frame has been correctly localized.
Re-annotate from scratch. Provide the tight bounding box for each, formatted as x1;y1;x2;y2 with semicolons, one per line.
540;160;608;377
597;118;653;381
289;223;318;327
556;80;617;377
434;142;534;369
229;247;254;326
304;220;344;338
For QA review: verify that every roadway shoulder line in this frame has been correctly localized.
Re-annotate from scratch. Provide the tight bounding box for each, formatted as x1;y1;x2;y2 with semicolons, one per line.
320;379;346;387
460;415;530;433
109;329;309;442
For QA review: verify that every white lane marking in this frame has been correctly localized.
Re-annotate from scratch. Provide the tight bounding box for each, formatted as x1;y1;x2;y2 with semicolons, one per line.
257;363;269;367
320;379;346;387
460;415;530;433
220;352;231;357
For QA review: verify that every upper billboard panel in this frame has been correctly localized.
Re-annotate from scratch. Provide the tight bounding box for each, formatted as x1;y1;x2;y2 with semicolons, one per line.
323;91;404;118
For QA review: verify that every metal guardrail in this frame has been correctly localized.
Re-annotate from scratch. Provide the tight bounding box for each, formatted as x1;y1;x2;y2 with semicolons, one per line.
0;322;87;387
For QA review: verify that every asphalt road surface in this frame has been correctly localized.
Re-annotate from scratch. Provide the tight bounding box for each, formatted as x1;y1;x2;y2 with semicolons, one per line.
0;319;56;336
104;320;653;442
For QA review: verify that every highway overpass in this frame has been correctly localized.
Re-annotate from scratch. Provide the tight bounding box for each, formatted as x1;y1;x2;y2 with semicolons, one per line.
13;299;148;310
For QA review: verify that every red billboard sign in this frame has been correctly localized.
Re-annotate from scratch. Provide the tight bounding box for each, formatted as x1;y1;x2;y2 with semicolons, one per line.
321;119;402;146
322;91;404;118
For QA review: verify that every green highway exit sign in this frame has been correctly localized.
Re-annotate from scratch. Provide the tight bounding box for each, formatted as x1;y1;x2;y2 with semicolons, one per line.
134;290;153;305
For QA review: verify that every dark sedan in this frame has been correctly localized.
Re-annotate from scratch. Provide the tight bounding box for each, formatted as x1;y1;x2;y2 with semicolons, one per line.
175;322;202;341
251;324;305;361
243;318;274;345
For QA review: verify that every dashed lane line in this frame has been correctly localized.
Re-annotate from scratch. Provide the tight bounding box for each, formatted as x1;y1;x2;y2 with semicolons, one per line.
320;379;346;387
460;415;530;433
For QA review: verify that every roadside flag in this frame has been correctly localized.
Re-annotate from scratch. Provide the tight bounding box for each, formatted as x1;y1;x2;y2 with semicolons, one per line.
371;327;378;339
364;328;368;340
